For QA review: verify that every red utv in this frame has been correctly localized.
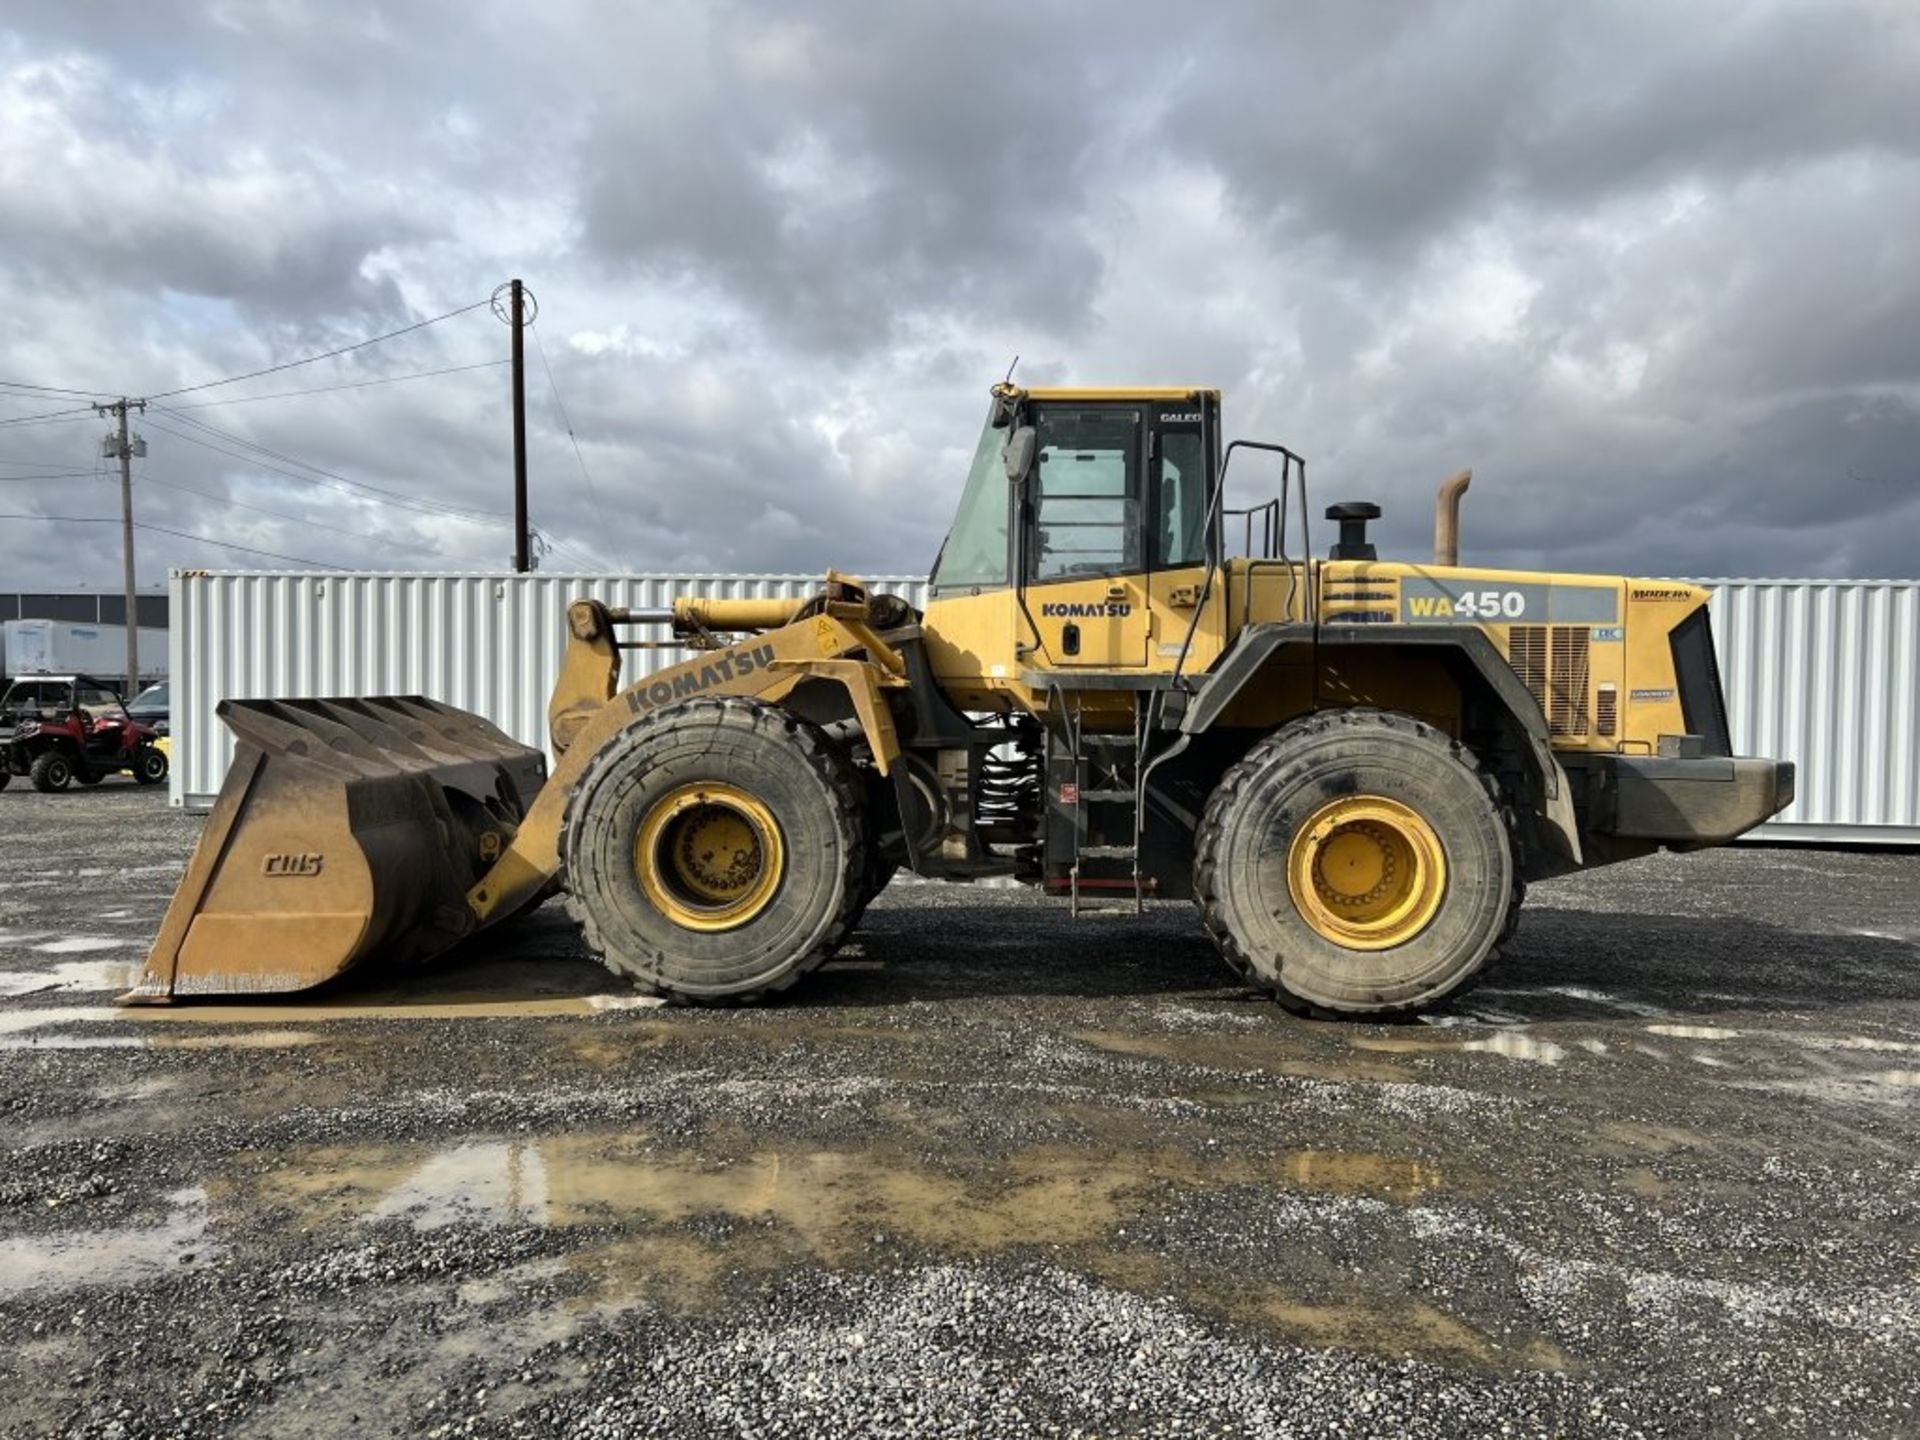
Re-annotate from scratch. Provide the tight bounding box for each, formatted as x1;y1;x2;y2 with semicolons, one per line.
0;674;168;792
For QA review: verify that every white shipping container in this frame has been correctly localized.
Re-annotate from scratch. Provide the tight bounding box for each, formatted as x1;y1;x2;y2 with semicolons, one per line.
169;569;1920;845
170;571;931;809
1702;579;1920;845
3;619;169;685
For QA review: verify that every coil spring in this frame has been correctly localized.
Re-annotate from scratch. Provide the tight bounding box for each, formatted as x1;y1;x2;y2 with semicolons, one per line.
975;718;1042;835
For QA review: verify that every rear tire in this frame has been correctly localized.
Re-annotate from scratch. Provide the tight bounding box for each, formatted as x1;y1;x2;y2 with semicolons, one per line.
30;751;73;793
132;746;168;785
561;697;863;1003
0;770;10;791
1194;709;1514;1017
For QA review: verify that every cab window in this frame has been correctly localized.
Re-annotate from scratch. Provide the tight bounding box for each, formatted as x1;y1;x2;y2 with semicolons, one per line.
1030;408;1142;582
1155;427;1209;568
930;415;1011;592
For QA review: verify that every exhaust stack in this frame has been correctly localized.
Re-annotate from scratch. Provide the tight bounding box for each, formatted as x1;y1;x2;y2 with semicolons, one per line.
1434;469;1472;567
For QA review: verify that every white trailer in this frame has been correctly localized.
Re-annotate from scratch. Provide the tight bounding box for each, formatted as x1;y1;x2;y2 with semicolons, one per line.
2;619;169;686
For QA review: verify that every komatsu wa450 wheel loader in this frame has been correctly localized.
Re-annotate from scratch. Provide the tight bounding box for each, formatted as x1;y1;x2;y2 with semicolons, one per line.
131;385;1793;1016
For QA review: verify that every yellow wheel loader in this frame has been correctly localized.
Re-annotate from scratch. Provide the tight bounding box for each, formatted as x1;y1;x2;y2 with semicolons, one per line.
131;385;1794;1016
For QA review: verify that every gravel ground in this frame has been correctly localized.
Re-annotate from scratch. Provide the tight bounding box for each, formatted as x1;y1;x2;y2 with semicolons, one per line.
2;781;1919;1437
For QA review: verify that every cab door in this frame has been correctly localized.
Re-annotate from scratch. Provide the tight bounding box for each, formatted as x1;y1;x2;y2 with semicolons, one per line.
1025;404;1150;667
1145;399;1226;672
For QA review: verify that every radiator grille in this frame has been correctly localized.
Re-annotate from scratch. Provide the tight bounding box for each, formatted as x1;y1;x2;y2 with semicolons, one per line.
1508;625;1591;738
1596;683;1618;737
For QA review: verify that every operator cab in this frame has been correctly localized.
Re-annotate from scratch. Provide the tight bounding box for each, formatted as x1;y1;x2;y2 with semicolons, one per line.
932;387;1221;598
929;387;1223;675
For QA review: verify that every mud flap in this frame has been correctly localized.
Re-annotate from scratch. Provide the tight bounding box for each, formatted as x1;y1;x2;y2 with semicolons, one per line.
126;697;547;1002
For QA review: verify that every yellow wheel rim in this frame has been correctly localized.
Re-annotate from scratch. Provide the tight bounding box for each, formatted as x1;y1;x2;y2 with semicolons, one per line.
1286;796;1447;950
635;782;785;932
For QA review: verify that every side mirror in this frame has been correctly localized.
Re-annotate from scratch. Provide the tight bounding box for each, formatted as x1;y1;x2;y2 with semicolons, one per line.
1003;426;1036;483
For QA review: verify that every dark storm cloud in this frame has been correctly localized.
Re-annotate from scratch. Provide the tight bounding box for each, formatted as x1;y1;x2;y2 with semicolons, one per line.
574;2;1157;354
0;0;1914;593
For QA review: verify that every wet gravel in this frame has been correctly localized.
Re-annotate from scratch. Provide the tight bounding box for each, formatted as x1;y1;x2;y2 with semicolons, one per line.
3;783;1920;1437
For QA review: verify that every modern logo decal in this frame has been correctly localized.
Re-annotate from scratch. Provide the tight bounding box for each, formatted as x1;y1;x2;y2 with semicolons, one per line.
625;642;778;716
1040;601;1132;618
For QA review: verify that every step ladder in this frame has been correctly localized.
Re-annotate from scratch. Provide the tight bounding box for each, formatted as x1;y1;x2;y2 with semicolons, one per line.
1067;693;1148;917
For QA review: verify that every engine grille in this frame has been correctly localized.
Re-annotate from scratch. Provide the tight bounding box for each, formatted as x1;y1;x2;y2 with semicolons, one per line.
1508;625;1591;738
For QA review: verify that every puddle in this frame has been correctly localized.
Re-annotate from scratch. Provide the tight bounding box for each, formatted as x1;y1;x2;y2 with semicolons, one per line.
1535;986;1670;1018
0;1028;323;1052
1353;1032;1566;1066
1870;1070;1920;1088
158;1030;323;1051
0;1188;214;1296
0;993;665;1039
1071;1030;1413;1083
1646;1025;1741;1042
94;1076;182;1101
0;960;142;997
1279;1150;1443;1198
1788;1034;1920;1055
256;1136;1453;1257
1257;1295;1518;1366
363;1141;553;1228
31;937;130;955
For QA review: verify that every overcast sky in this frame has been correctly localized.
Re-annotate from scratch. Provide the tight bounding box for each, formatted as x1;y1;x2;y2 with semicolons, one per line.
1;1;1916;595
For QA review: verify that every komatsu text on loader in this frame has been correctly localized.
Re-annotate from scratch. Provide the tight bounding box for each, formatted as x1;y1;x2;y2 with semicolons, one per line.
132;386;1793;1016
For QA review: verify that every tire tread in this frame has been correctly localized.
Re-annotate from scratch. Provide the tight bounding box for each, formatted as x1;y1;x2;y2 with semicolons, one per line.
558;697;863;1006
1192;707;1518;1018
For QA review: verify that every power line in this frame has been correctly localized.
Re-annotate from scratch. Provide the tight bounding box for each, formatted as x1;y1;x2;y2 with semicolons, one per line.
143;413;511;525
0;513;346;568
160;358;509;411
537;529;609;571
0;404;97;428
136;468;432;555
151;406;512;521
0;470;103;482
0;378;117;400
144;298;492;401
530;325;611;541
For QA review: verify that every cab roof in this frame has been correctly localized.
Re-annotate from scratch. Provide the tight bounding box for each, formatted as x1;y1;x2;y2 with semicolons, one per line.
1018;387;1221;402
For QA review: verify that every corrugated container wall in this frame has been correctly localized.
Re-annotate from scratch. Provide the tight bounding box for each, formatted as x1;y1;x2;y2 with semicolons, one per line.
170;572;929;810
171;571;1919;845
1702;580;1919;844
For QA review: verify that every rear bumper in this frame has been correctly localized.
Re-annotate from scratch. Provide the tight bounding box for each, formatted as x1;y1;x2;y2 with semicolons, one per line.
1586;754;1796;846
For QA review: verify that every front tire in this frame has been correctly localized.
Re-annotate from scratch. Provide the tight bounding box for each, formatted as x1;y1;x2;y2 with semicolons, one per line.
132;746;168;785
561;697;863;1003
1194;709;1513;1017
30;751;73;793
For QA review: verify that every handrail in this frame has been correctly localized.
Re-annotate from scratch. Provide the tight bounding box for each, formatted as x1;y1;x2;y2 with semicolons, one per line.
1170;439;1307;691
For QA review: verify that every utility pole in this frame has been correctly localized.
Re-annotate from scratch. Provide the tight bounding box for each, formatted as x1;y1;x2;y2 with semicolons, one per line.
510;278;529;572
96;398;147;698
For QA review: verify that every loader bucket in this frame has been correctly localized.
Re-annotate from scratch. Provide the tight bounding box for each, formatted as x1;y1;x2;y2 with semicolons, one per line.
127;696;548;1002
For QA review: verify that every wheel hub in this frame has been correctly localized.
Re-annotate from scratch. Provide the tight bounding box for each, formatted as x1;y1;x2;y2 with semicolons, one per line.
635;783;785;932
1286;796;1447;950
